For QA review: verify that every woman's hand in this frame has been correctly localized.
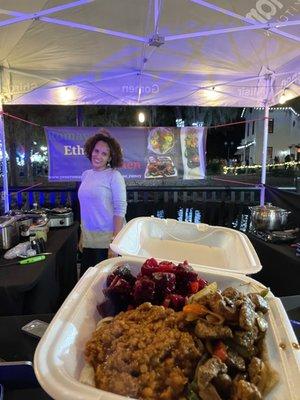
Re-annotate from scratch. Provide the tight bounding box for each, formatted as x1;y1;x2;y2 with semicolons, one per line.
108;232;117;259
108;247;117;259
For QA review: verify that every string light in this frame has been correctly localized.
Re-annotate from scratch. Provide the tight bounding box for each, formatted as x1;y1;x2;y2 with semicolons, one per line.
223;160;300;174
253;106;299;117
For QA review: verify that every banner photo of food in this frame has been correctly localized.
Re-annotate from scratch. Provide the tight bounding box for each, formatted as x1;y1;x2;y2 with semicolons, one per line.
145;127;206;179
180;127;206;179
45;126;206;181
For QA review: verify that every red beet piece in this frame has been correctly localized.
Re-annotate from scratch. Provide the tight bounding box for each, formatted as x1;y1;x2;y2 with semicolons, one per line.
175;264;198;296
152;272;176;298
197;277;208;290
115;264;136;284
97;299;117;317
106;273;116;287
157;261;177;273
141;258;159;276
103;276;132;300
166;294;187;311
133;276;156;304
106;264;136;287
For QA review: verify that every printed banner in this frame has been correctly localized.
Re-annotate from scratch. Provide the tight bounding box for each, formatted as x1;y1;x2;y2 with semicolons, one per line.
45;126;206;181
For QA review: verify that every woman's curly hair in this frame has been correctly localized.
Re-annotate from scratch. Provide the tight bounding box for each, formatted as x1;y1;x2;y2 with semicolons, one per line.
84;129;123;168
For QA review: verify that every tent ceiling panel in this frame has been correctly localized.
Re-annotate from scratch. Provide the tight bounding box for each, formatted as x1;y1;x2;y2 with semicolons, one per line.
157;0;244;36
6;21;143;73
44;0;150;37
0;0;48;61
0;0;299;106
0;0;48;13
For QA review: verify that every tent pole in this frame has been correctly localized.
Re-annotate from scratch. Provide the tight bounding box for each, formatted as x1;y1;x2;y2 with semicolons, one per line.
260;103;269;206
0;102;9;212
76;105;84;126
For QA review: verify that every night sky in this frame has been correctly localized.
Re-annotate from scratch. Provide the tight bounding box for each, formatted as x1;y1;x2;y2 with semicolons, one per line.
4;96;299;162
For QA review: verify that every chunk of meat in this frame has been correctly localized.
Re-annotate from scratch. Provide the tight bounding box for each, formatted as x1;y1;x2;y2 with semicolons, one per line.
222;287;243;302
250;357;279;396
233;373;249;383
234;329;258;350
248;294;268;314
213;373;232;397
248;357;278;394
232;379;262;400
195;320;233;339
239;300;255;331
248;357;267;392
197;356;227;389
226;349;246;371
198;383;222;400
208;292;239;322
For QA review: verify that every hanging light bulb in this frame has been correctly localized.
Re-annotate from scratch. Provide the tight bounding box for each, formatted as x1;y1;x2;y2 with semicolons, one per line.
58;87;74;103
206;86;219;101
138;112;145;123
279;89;287;104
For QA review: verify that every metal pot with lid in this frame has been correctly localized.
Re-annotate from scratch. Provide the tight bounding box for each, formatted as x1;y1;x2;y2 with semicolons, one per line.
249;203;291;231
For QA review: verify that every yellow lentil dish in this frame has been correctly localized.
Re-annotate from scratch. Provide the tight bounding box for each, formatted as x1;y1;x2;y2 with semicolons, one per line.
85;302;200;399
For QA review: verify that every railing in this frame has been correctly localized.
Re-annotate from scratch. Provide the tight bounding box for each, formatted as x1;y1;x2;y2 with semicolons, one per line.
6;186;260;210
8;188;78;210
127;186;260;204
3;186;259;230
126;187;257;229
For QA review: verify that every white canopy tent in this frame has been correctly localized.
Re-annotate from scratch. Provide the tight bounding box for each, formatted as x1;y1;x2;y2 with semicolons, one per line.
0;0;299;210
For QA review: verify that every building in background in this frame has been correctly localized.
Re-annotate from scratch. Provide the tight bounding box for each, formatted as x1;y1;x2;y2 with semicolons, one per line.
237;107;300;164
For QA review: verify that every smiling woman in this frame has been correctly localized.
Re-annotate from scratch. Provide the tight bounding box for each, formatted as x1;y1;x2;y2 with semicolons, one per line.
78;130;127;276
91;141;111;171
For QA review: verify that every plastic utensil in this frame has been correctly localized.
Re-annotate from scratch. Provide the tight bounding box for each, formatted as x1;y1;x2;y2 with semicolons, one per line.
2;255;46;267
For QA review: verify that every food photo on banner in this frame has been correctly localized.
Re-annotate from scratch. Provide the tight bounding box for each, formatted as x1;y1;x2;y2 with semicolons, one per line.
44;127;207;181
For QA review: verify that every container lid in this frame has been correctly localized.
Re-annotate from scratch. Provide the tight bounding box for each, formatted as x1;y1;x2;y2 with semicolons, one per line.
111;217;262;275
250;203;288;212
0;215;17;227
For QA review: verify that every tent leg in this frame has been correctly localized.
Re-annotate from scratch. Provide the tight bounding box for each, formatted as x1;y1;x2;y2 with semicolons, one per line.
0;103;9;212
260;104;269;206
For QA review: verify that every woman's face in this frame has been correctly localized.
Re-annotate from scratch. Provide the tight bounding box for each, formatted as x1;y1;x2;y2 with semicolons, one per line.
91;140;111;171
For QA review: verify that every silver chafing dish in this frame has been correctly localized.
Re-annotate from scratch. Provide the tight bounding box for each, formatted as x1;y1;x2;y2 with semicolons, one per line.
24;206;73;228
0;215;19;250
249;203;291;231
48;207;74;228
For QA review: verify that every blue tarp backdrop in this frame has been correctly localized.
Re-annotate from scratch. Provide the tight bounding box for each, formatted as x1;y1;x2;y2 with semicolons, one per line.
45;127;206;181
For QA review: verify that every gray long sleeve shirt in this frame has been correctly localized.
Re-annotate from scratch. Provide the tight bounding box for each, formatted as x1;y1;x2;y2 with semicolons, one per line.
78;168;127;248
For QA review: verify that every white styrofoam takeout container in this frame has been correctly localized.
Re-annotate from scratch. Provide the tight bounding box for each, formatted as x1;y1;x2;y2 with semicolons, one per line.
34;217;300;400
110;217;262;274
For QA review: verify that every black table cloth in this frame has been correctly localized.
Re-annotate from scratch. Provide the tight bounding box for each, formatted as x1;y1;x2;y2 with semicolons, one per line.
250;233;300;297
0;314;54;400
265;185;300;228
0;222;79;316
0;314;54;363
